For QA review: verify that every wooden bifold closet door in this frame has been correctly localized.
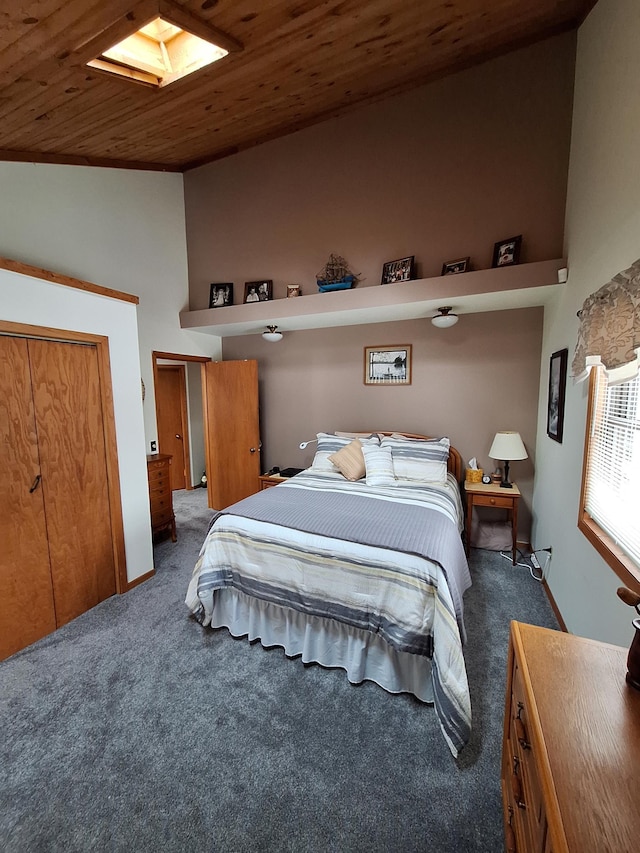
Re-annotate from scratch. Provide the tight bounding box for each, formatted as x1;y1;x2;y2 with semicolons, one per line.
0;335;116;660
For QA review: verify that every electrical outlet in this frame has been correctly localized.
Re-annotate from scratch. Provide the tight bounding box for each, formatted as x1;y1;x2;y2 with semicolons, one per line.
150;440;157;453
530;552;541;569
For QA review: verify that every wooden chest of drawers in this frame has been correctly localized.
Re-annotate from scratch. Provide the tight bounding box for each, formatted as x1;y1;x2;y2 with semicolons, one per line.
147;453;176;542
502;621;640;853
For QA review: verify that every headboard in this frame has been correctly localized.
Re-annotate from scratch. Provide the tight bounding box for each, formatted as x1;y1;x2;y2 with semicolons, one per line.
375;432;463;483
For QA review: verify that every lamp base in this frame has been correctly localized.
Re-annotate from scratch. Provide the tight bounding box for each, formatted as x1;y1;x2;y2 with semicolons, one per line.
500;459;512;488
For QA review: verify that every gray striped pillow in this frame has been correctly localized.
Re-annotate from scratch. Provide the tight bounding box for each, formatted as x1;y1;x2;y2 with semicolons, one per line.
311;432;380;472
381;435;449;483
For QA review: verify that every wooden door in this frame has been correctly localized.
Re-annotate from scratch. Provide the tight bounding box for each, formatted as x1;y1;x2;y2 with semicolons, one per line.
0;336;57;659
202;360;261;509
28;339;116;627
156;365;189;490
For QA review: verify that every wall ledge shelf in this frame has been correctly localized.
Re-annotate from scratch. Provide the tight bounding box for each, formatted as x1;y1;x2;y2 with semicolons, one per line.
180;259;565;337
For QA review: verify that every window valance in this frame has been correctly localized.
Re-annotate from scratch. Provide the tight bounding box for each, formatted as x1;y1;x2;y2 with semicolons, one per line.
572;258;640;384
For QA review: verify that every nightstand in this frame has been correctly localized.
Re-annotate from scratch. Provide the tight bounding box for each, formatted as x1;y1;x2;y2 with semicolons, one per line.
464;481;520;564
258;474;287;490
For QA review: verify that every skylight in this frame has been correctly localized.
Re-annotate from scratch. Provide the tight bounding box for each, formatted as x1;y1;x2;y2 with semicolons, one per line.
86;6;239;89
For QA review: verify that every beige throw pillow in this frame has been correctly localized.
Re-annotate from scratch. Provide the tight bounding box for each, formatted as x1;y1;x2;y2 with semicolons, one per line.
328;439;366;481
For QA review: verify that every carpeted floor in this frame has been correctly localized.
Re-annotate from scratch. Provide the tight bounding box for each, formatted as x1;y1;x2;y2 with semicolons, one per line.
0;488;558;852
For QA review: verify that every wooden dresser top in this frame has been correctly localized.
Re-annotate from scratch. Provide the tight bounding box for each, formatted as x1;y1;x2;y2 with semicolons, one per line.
512;622;640;853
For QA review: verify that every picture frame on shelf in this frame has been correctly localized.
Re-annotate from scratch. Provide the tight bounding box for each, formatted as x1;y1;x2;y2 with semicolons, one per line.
381;256;414;284
441;256;469;275
209;282;233;308
492;235;522;268
244;280;273;303
286;284;301;298
547;348;568;443
363;345;412;386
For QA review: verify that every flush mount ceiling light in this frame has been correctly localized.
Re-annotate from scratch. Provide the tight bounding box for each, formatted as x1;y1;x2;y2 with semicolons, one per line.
431;306;459;328
86;0;242;89
262;325;283;343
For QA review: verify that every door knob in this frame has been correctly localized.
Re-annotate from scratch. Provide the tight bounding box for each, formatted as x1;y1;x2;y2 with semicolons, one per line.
175;434;182;440
250;447;256;453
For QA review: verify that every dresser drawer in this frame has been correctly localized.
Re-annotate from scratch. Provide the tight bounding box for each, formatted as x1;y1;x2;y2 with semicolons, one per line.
151;506;174;527
150;492;173;512
148;467;170;485
149;480;170;499
147;458;168;474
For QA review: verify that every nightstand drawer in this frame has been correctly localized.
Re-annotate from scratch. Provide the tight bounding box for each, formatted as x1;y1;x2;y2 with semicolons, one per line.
259;475;286;489
473;493;515;509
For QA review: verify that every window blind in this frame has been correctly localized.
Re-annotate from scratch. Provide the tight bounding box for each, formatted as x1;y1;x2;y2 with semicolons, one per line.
584;369;640;568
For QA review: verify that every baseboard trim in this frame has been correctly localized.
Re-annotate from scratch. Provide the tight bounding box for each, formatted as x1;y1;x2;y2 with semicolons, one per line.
525;543;567;632
541;580;567;632
124;568;155;592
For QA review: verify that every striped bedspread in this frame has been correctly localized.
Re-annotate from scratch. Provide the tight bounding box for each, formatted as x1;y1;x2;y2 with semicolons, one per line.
186;470;472;755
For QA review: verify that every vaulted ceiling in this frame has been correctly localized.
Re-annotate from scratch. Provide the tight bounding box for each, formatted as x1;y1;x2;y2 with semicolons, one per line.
0;0;596;172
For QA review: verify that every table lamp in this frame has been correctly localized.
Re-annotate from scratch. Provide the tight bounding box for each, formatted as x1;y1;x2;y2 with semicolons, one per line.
489;431;527;488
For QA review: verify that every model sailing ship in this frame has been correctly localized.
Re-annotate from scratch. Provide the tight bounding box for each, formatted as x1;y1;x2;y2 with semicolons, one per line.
316;254;357;292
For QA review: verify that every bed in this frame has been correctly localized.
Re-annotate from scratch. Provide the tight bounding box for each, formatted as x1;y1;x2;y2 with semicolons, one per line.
186;432;472;755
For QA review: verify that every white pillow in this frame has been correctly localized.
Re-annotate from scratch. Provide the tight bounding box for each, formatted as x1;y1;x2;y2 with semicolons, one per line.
362;443;396;487
311;432;379;472
380;435;450;483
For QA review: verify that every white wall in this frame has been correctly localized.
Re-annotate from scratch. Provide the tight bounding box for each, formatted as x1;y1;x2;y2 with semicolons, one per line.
532;0;640;646
0;162;221;451
0;162;221;581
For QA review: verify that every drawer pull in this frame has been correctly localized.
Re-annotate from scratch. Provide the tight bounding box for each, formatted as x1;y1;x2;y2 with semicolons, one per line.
511;757;526;809
506;808;517;853
515;703;531;750
490;497;496;504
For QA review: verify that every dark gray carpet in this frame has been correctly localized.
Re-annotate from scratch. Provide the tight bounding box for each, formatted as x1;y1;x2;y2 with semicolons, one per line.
0;488;558;852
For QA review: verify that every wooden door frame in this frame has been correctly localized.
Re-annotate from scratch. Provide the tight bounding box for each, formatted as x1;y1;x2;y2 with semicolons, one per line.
152;351;212;491
0;319;128;595
156;363;191;490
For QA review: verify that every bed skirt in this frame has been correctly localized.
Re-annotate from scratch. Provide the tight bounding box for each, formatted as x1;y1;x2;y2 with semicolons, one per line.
210;587;434;703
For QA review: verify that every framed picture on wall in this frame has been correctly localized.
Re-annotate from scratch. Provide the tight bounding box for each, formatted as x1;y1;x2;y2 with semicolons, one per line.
381;256;414;284
209;282;233;308
364;345;412;386
547;348;568;443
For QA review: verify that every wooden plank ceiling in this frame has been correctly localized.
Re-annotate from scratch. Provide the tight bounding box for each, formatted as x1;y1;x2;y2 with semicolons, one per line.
0;0;596;172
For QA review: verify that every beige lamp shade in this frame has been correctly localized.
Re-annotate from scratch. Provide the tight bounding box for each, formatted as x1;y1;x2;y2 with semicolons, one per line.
489;431;528;461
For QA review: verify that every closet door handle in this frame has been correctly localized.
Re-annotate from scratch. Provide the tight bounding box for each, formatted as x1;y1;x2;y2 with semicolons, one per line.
29;474;42;493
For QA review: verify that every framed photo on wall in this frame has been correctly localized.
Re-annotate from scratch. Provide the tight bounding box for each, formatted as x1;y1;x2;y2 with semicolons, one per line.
209;282;233;308
547;348;568;443
381;256;414;284
364;345;412;385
